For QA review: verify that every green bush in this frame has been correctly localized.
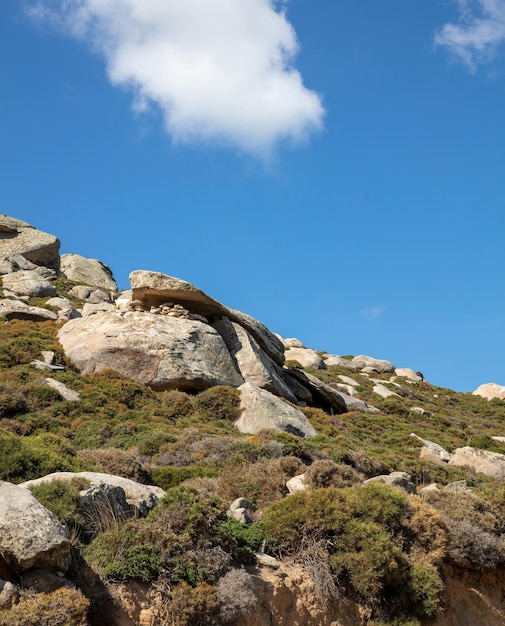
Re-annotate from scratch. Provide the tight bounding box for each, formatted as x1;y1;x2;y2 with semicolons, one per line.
191;386;242;422
84;521;164;583
263;484;447;621
0;430;80;483
216;518;265;565
29;478;88;532
152;465;216;490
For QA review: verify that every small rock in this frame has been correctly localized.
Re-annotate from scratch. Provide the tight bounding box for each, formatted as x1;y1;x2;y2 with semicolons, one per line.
0;580;19;609
373;384;400;399
338;375;360;387
41;351;55;365
365;471;416;494
286;474;308;494
31;360;65;372
444;480;469;492
410;406;431;417
45;379;80;402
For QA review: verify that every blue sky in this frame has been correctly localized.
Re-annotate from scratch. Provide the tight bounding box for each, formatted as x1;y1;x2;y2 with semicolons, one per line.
1;0;505;392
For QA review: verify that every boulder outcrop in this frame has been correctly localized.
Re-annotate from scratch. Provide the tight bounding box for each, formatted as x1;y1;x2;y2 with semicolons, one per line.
0;481;70;573
57;311;244;391
284;347;326;370
473;383;505;401
448;447;505;480
0;298;58;321
0;215;60;269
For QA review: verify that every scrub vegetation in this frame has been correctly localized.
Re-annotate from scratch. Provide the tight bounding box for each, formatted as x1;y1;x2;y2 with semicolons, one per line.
2;316;505;625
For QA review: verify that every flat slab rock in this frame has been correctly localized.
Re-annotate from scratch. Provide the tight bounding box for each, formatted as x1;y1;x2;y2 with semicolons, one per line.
237;382;317;438
0;481;70;573
129;270;285;366
0;298;58;321
57;310;244;391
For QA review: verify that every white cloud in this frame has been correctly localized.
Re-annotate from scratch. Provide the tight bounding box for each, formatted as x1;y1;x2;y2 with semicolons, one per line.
435;0;505;70
28;0;324;156
361;305;385;321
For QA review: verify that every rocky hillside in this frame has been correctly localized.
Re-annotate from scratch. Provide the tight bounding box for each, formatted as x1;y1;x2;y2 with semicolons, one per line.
2;213;505;626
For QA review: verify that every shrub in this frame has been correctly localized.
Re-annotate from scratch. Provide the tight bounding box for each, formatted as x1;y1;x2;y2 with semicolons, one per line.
217;568;256;624
216;518;265;565
217;456;305;508
160;390;194;420
263;485;446;621
152;465;216;490
137;431;177;456
423;489;505;569
0;384;28;418
77;448;151;483
152;581;220;626
191;386;242;422
304;460;364;489
29;478;88;532
0;430;80;483
83;521;164;583
0;588;89;626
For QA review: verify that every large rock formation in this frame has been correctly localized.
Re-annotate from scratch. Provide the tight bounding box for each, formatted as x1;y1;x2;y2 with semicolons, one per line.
0;481;70;573
0;215;60;270
58;311;244;391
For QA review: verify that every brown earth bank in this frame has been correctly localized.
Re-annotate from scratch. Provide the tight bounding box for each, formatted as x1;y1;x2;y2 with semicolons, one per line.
106;562;505;626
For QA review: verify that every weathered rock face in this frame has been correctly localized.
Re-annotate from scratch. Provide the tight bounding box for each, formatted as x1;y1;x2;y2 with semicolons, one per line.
449;447;505;480
236;383;317;438
213;317;297;402
21;472;165;517
129;270;285;367
2;269;57;298
57;311;244;391
0;215;60;269
0;481;70;573
60;253;118;292
473;383;505;401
